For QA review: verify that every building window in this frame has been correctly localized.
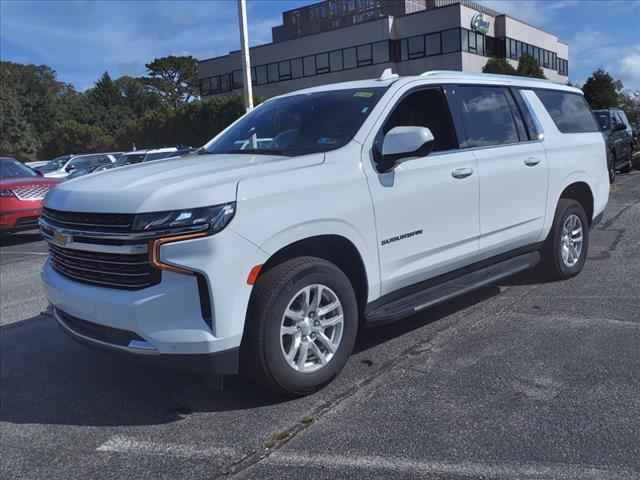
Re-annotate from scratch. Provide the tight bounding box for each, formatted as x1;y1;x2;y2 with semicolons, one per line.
372;40;389;64
407;35;424;59
279;60;291;80
400;38;408;61
211;76;220;93
200;78;212;96
558;58;568;76
316;52;329;73
232;70;243;89
303;55;316;76
256;65;267;85
426;33;440;56
343;47;357;69
251;67;256;84
291;58;303;78
220;74;231;92
357;44;372;66
268;63;278;82
468;31;477;54
442;29;460;54
329;50;342;72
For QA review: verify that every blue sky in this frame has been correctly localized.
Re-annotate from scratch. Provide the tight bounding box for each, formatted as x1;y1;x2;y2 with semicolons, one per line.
1;0;639;90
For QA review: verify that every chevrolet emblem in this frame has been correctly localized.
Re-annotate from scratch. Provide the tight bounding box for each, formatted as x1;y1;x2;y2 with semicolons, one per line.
53;230;71;246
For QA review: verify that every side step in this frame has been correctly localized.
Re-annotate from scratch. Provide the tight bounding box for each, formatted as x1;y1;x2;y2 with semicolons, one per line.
365;251;540;327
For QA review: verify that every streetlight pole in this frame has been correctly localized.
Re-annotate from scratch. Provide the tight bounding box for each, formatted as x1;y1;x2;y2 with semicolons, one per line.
237;0;253;112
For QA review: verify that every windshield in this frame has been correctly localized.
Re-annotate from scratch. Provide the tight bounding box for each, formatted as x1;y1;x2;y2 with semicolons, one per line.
38;155;72;172
595;112;610;130
115;153;146;166
0;159;39;178
145;151;176;162
205;87;386;156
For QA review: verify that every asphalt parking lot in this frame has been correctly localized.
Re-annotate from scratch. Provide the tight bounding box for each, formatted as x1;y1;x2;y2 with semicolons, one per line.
1;172;639;480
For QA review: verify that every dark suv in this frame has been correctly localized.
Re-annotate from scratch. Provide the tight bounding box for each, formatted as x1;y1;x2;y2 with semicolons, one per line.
593;109;634;183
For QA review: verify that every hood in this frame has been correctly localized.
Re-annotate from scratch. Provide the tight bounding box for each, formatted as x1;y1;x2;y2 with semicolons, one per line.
44;152;324;213
0;176;61;189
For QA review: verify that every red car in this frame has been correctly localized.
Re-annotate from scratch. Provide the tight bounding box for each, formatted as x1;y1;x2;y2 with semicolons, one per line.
0;157;61;233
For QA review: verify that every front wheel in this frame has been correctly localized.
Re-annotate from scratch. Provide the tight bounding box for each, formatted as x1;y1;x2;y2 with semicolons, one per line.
540;199;590;280
608;154;616;183
242;257;358;397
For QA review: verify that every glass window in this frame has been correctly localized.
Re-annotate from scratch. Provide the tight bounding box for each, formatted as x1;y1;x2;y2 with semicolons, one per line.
200;78;212;96
279;61;291;80
220;74;231;92
503;89;528;141
594;111;611;131
256;65;267;85
461;29;468;52
343;47;357;68
316;52;329;73
204;87;387;157
400;39;408;61
408;35;424;59
426;33;441;55
291;58;303;78
303;55;316;76
535;90;599;133
485;36;495;57
468;31;477;53
357;44;372;65
330;50;342;72
211;76;221;93
372;41;389;63
232;70;243;89
251;67;256;84
457;86;519;147
267;63;278;83
383;88;458;152
0;158;39;178
442;29;460;53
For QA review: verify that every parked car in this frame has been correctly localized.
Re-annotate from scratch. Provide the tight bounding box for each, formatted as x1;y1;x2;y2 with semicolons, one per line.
37;153;121;178
40;71;609;396
64;164;107;181
96;147;180;172
25;160;50;169
0;157;60;234
593;109;634;182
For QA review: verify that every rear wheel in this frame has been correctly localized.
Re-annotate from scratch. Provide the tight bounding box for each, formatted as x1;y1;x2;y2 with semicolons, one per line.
242;257;358;397
540;199;589;280
608;153;616;183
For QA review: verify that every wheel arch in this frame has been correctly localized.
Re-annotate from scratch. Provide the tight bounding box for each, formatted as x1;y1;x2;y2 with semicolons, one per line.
559;181;594;226
256;234;370;315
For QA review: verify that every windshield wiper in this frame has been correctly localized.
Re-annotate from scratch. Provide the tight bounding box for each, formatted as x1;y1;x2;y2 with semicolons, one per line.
225;149;283;155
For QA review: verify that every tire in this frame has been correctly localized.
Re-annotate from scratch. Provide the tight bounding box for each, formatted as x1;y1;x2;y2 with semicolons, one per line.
540;199;590;280
619;154;632;174
241;256;358;397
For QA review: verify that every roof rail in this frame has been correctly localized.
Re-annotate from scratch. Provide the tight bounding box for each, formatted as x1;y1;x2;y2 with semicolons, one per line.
420;70;567;86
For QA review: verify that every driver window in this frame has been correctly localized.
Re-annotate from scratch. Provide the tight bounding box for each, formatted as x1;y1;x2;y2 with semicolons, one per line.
383;88;458;152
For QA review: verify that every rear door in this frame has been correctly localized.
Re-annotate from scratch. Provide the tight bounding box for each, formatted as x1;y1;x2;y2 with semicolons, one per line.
450;85;548;255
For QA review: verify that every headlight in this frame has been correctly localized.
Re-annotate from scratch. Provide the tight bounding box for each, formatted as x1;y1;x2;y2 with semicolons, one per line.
0;190;15;197
132;202;236;234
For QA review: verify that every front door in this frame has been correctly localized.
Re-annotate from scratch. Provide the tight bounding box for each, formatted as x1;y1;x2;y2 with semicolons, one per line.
362;86;480;296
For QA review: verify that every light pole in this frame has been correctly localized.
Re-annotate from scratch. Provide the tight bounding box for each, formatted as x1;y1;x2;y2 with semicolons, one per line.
237;0;253;112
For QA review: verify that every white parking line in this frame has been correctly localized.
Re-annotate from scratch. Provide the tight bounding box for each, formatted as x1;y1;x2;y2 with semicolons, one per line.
266;451;640;480
96;436;236;457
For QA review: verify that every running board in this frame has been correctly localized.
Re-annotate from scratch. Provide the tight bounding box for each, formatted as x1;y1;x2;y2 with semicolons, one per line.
364;251;540;327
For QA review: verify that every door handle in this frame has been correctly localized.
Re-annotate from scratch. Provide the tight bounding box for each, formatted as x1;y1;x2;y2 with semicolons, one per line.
524;157;541;167
451;168;474;179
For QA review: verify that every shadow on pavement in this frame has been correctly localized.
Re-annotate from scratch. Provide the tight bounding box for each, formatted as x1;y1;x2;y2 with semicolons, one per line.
0;282;526;429
0;231;42;247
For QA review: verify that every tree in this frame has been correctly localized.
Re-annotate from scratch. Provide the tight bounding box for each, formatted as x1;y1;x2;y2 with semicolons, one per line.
516;53;545;79
582;69;623;109
142;55;199;110
482;57;516;75
89;71;121;108
617;89;640;128
115;76;161;116
40;120;115;159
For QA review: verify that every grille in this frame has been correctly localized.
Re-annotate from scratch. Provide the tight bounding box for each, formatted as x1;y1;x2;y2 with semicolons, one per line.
42;207;135;232
56;308;144;346
48;243;160;290
13;185;54;201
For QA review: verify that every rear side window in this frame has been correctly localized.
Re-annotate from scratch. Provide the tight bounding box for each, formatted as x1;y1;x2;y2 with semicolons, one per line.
594;111;611;131
534;90;599;133
456;86;519;147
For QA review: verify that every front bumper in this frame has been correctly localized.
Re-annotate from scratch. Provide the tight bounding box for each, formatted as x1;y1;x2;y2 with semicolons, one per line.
53;306;239;374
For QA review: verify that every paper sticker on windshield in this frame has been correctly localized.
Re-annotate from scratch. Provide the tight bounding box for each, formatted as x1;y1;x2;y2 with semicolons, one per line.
354;91;374;98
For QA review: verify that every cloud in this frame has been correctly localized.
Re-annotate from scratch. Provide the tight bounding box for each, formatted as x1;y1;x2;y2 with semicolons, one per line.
618;47;640;87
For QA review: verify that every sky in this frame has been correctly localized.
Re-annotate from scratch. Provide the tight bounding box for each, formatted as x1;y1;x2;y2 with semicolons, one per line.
1;0;639;91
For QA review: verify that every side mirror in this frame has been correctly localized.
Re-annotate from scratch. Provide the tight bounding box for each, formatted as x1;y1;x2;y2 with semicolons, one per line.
375;126;435;173
614;123;627;132
66;165;76;172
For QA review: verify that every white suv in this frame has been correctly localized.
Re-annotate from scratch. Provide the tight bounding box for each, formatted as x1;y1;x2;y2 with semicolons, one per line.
40;71;609;396
38;153;120;178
